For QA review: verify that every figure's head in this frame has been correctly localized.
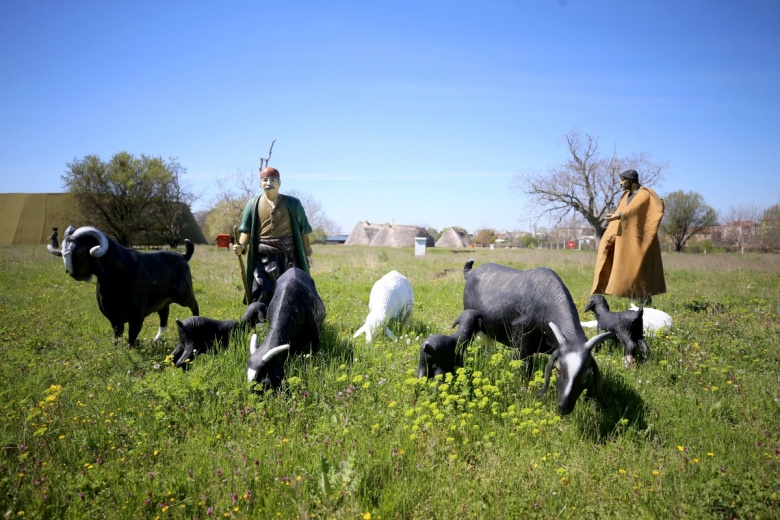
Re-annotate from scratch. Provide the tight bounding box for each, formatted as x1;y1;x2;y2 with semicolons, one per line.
260;167;281;200
620;169;639;190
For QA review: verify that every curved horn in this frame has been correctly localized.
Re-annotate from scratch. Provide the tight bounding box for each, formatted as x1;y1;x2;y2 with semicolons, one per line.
260;344;290;363
71;226;109;257
585;331;613;353
47;243;62;256
548;322;566;347
249;334;258;355
536;350;559;398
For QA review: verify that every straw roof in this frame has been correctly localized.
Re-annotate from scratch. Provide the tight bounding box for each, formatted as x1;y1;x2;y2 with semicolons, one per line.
345;221;435;248
435;227;472;248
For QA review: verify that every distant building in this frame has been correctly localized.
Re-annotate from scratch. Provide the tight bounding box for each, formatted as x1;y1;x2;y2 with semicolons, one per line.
325;235;349;244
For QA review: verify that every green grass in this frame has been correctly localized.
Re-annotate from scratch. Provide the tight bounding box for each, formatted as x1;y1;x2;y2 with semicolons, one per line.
1;245;779;519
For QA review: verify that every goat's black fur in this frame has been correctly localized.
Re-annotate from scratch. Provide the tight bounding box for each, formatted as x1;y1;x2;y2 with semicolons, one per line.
584;295;649;361
417;309;485;379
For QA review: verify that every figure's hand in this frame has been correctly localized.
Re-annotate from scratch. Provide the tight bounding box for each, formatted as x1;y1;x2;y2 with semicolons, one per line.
306;256;314;268
232;243;246;256
605;213;622;222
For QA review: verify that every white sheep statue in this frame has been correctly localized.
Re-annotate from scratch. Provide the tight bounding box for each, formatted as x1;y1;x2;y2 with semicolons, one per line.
353;270;414;343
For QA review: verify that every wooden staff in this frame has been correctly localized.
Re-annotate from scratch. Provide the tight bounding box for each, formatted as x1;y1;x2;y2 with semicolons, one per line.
233;226;251;304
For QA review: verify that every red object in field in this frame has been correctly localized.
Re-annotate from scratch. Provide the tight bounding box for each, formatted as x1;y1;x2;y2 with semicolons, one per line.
216;234;231;251
567;240;576;249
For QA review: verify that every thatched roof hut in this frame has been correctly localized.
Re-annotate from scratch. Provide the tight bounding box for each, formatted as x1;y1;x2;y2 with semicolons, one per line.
345;221;435;248
344;221;384;245
436;227;472;248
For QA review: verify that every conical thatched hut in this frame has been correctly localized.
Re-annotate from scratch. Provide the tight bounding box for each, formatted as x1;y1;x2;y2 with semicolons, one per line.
435;227;472;248
345;222;435;248
344;221;384;245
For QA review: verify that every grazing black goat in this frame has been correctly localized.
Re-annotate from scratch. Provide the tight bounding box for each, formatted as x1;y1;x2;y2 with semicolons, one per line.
584;295;648;365
246;268;326;389
417;309;485;379
169;302;267;368
47;225;199;345
463;260;612;415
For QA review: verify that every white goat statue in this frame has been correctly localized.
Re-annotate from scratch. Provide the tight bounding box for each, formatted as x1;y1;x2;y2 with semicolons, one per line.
353;270;414;343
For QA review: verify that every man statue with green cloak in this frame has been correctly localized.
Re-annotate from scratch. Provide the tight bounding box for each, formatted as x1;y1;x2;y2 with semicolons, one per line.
233;166;313;304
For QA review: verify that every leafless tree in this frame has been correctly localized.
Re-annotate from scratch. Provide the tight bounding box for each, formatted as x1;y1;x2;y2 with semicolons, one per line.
720;203;763;253
511;129;666;238
761;204;780;250
205;140;340;238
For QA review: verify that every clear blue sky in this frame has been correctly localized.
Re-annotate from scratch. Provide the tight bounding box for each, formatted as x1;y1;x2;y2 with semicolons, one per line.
2;0;779;234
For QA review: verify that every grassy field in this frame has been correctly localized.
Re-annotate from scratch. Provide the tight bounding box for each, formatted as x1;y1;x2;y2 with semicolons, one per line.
1;244;779;519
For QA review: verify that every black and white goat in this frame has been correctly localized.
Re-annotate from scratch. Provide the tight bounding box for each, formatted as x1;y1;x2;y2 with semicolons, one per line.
463;260;612;415
417;309;485;379
169;302;266;368
246;268;326;389
584;295;648;366
47;225;199;345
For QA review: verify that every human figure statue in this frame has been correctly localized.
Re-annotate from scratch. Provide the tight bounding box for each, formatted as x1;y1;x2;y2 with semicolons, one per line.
48;227;59;249
233;166;313;304
591;169;666;305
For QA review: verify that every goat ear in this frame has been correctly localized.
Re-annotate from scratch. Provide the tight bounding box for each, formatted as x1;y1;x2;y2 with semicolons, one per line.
249;334;258;355
422;341;436;356
585;331;613;353
548;322;566;347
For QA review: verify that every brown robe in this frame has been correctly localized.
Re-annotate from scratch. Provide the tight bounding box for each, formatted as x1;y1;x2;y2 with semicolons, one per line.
591;186;666;299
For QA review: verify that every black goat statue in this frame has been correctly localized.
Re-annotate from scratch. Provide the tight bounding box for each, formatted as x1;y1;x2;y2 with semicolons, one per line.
169;302;267;368
246;267;326;389
47;225;199;345
417;309;485;379
463;260;612;415
584;295;648;366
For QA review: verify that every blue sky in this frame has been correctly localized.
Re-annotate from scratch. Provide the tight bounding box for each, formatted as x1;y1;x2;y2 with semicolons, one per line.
2;0;779;234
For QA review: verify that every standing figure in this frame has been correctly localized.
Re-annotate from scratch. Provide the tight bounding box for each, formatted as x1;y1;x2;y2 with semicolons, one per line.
48;227;59;248
233;167;313;305
591;169;666;305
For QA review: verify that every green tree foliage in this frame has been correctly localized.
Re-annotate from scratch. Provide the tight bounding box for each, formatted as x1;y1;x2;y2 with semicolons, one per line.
660;190;718;252
761;204;780;250
63;152;193;246
473;228;497;247
512;129;666;238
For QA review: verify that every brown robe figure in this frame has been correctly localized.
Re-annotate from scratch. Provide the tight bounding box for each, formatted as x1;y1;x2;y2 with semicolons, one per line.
591;170;666;303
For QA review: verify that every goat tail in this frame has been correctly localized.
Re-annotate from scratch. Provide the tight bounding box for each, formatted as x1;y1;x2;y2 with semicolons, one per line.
463;259;475;279
183;239;195;261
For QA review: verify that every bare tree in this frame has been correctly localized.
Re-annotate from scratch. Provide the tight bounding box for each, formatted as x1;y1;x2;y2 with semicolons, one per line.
720;203;763;254
511;129;666;238
660;190;718;252
206;139;340;238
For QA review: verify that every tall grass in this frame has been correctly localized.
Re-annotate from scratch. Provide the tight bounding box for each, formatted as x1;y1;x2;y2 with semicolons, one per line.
1;245;779;518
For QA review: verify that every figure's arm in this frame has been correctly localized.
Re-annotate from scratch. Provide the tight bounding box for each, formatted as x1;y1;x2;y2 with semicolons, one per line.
302;233;313;257
233;232;249;256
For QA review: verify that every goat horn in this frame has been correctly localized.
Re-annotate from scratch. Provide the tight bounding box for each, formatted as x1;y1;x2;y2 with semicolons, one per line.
548;322;566;347
71;226;109;257
584;331;613;353
536;350;558;398
249;334;258;355
260;344;290;363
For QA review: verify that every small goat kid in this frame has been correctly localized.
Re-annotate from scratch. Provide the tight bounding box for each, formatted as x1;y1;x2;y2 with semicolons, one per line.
584;295;648;366
169;302;266;368
417;309;485;379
